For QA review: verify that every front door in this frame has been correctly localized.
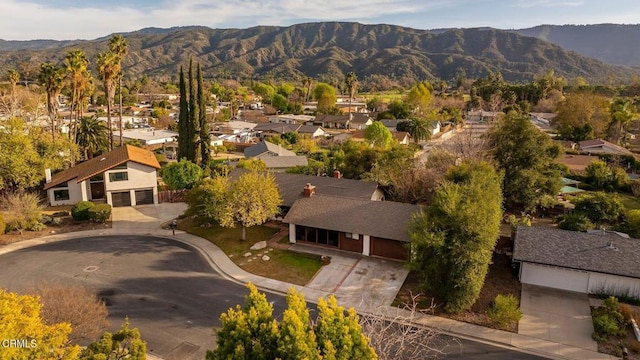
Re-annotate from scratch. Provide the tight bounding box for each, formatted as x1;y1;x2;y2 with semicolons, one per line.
90;182;105;199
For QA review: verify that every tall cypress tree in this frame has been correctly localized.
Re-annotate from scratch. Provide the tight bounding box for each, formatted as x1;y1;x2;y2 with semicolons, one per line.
187;58;199;162
177;66;189;160
197;63;211;168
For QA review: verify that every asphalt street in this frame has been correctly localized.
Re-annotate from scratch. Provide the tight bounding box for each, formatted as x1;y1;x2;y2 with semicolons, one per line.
0;235;547;360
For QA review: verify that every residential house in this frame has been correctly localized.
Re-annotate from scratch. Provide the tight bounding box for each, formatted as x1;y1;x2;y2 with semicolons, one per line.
513;226;640;296
349;113;374;130
529;112;556;131
380;119;405;132
296;125;327;139
393;131;412;145
556;154;597;173
284;192;420;260
268;114;315;125
578;139;636;157
466;110;501;122
244;140;297;158
430;121;442;136
261;156;309;172
112;129;178;149
313;114;350;129
228;169;384;210
44;145;160;207
253;123;299;140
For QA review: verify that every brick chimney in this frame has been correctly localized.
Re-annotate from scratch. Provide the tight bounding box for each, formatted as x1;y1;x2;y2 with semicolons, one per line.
45;168;52;184
333;170;341;179
303;183;316;197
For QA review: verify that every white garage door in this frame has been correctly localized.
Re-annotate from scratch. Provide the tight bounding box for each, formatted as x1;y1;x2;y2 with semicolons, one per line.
521;263;589;293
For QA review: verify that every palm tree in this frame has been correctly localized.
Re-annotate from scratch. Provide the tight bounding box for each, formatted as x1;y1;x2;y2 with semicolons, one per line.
344;72;358;115
609;98;636;145
108;35;128;146
96;50;117;150
6;69;20;117
76;116;109;159
64;49;89;142
38;63;64;146
408;117;431;143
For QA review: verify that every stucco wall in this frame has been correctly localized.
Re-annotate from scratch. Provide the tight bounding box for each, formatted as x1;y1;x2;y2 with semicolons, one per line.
104;161;157;192
47;181;84;206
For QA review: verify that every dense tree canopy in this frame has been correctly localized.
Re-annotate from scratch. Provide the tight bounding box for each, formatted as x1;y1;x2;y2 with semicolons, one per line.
487;111;563;211
363;121;393;149
208;283;376;360
409;161;503;313
553;92;610;141
0;289;80;360
161;159;203;190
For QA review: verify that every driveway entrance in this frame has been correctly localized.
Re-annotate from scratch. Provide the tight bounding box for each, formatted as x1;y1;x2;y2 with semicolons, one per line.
519;284;597;351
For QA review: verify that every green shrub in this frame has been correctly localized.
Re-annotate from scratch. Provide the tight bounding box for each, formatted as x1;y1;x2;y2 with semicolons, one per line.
487;294;523;329
592;297;627;338
0;212;5;234
27;222;46;231
52;210;70;217
88;204;112;223
71;201;95;221
593;314;622;337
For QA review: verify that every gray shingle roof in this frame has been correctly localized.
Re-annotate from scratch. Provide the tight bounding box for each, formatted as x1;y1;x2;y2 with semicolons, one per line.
262;156;308;169
244;141;296;158
228;169;381;207
513;226;640;278
284;195;421;242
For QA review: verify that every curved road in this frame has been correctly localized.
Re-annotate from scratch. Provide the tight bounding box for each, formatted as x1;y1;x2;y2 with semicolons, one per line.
0;235;546;360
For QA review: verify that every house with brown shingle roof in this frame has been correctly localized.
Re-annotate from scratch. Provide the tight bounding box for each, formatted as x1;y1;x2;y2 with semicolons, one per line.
284;192;420;261
44;145;161;207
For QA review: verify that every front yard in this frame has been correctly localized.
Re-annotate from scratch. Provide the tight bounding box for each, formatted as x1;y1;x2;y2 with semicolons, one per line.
177;217;323;286
394;253;521;332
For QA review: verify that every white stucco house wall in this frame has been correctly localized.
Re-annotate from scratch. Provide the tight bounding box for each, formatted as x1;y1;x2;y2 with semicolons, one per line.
513;226;640;297
44;145;161;207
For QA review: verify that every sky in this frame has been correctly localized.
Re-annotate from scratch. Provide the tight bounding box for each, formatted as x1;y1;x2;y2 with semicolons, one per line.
1;0;639;41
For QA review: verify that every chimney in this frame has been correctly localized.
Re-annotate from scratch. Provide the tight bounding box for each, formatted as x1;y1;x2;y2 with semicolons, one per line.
303;183;316;197
45;169;52;184
333;170;341;179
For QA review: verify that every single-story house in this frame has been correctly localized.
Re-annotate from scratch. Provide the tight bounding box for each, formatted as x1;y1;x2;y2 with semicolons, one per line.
296;125;327;139
349;113;374;130
261;156;309;172
228;168;384;209
529;112;556;131
513;226;640;296
44;145;160;207
284;191;420;260
313;115;351;129
465;110;501;122
393;131;412;145
380;119;402;132
268;114;315;125
244;140;296;159
113;129;178;147
578;139;636;157
253;123;299;139
556;154;597;173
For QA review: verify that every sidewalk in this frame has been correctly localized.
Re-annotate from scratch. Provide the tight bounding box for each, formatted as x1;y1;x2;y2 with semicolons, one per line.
0;204;617;360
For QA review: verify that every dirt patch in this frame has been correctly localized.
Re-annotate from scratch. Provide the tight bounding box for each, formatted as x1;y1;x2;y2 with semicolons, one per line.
0;216;111;246
394;253;521;332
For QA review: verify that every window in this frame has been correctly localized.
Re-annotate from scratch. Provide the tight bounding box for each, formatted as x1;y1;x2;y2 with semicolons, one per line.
56;181;68;188
90;174;104;182
109;171;128;182
112;163;128;170
53;189;70;201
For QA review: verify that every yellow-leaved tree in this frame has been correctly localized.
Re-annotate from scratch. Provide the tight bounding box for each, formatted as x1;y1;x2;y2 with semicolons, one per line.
0;289;80;360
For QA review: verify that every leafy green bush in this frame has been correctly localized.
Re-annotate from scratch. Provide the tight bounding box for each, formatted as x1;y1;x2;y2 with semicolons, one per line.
487;294;523;329
161;159;203;190
88;204;112;223
27;222;46;231
592;297;627;339
71;201;95;221
556;213;594;232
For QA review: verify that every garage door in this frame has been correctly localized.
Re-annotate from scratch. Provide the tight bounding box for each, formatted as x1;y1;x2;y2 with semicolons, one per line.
370;237;409;261
135;189;154;205
521;263;589;293
111;191;131;207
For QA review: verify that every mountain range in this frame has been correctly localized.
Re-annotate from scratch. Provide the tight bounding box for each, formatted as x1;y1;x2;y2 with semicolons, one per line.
0;22;638;85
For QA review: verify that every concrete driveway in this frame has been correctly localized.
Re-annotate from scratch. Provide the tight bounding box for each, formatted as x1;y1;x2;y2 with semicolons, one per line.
519;284;598;351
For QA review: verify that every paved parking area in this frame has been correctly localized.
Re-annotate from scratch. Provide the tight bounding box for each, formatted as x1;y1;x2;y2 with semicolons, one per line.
519;284;597;351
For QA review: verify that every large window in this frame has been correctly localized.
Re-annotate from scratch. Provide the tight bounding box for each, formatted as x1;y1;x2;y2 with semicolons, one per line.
295;225;339;247
53;189;70;201
112;163;128;170
108;171;128;182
